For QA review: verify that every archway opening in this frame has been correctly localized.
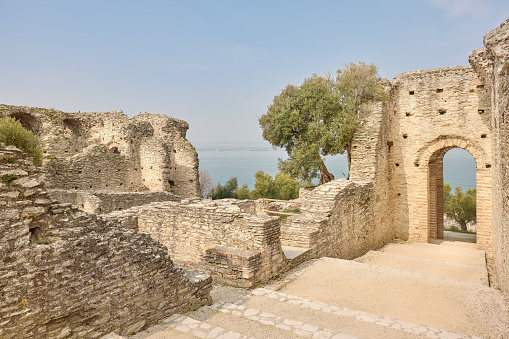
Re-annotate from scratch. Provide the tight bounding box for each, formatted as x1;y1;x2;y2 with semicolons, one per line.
442;148;477;243
427;147;477;243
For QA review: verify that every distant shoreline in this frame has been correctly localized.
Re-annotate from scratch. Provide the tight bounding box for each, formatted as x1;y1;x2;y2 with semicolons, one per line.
196;147;279;152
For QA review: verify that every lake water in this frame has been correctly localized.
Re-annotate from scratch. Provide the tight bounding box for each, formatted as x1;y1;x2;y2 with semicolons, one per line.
198;147;476;190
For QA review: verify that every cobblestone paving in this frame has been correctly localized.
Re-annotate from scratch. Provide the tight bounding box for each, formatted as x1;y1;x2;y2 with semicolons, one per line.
160;315;255;339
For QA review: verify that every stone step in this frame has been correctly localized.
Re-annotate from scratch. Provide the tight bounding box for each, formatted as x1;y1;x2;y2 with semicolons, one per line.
355;250;488;285
277;257;507;338
396;240;482;254
246;288;480;338
379;242;486;266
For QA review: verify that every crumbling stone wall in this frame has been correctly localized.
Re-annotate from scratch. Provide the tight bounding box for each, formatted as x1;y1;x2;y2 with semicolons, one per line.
389;67;492;250
280;102;395;259
0;144;211;338
104;199;286;288
0;105;200;198
469;19;509;294
48;189;182;214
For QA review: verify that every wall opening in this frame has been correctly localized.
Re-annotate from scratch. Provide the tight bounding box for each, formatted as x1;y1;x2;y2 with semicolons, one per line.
10;112;41;135
423;144;485;245
440;148;477;243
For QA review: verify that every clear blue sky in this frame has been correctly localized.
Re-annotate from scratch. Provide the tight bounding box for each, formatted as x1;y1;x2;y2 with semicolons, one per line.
1;1;508;145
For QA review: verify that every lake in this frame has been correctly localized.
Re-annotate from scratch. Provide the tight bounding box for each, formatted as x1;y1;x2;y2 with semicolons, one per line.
198;147;476;190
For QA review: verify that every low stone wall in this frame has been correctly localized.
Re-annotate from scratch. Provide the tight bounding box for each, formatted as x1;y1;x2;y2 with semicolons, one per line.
281;180;387;259
48;188;181;214
104;199;286;287
0;145;211;338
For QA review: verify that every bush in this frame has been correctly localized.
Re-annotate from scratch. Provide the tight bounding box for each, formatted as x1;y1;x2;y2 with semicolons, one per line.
0;117;42;166
208;177;238;200
249;171;312;200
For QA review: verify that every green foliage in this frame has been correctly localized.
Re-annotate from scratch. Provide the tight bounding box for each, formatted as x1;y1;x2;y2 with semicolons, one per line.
208;171;311;201
2;173;17;183
249;171;311;200
444;183;476;232
0;117;43;166
260;62;386;184
7;157;15;164
236;183;250;200
208;177;239;200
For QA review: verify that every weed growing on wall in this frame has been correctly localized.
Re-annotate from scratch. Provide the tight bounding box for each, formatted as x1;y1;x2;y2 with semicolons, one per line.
0;117;43;166
2;173;17;183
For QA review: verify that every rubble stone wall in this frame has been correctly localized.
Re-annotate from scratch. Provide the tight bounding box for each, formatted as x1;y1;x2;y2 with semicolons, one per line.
0;145;211;338
104;199;286;287
469;19;509;294
0;105;201;198
48;189;181;214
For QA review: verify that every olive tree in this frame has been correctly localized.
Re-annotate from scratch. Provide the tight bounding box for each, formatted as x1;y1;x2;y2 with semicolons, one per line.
444;183;476;232
259;62;386;184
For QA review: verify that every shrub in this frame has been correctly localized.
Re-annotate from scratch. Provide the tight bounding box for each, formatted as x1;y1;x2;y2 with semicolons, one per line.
0;117;42;166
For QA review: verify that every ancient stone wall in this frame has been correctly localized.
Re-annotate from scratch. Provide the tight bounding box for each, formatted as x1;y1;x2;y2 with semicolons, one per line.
469;19;509;294
389;67;492;249
103;199;286;288
280;102;395;259
0;144;211;338
48;189;181;214
0;105;200;198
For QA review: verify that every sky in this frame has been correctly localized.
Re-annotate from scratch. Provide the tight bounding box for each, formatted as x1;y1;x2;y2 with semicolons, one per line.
1;1;509;146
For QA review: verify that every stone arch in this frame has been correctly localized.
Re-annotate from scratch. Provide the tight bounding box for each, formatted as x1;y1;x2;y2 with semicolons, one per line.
414;136;490;169
9;112;41;135
410;136;492;250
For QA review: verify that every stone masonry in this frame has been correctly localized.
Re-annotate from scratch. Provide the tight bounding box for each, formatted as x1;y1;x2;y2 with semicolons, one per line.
0;105;201;198
390;67;492;249
103;199;286;288
469;19;509;294
0;144;211;338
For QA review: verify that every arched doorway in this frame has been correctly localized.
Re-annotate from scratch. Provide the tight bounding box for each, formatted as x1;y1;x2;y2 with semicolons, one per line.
442;148;477;242
428;146;476;242
412;137;492;250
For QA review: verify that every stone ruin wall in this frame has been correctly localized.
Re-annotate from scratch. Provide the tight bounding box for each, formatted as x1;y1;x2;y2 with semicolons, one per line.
469;19;509;294
0;105;201;198
279;101;396;260
48;189;182;214
0;144;211;338
104;199;286;288
389;67;492;249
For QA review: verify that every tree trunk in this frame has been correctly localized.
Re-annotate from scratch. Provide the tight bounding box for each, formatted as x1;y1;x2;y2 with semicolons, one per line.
346;143;352;180
318;158;334;185
459;221;468;232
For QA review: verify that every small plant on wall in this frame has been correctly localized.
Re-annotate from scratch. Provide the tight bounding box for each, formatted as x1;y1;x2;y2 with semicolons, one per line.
2;173;17;183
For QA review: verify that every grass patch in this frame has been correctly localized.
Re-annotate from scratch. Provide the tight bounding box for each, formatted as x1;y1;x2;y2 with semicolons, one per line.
445;226;476;234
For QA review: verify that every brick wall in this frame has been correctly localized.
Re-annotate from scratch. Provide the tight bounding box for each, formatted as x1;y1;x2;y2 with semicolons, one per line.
389;67;492;249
